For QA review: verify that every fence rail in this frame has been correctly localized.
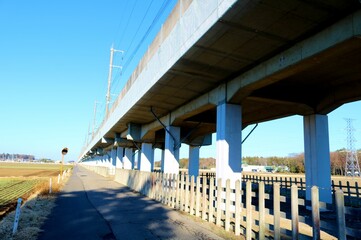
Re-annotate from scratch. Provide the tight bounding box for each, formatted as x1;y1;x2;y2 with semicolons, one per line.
195;170;361;202
82;165;361;239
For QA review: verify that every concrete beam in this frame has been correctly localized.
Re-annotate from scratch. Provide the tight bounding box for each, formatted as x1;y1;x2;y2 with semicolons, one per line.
126;123;141;141
114;138;137;148
316;78;361;114
140;86;223;140
184;133;212;147
227;9;361;103
101;137;114;144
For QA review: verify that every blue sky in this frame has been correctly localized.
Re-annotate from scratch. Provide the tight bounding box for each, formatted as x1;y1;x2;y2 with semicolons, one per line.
0;1;360;162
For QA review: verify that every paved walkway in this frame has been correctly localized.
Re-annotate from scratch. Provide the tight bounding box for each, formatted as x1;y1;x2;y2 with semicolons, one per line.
38;166;229;240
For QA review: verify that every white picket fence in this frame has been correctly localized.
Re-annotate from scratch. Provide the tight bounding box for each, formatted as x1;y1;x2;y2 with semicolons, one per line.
82;166;356;239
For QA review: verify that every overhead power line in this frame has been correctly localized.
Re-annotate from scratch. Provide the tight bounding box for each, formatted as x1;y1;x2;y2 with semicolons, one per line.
123;0;172;71
117;0;138;48
125;0;155;57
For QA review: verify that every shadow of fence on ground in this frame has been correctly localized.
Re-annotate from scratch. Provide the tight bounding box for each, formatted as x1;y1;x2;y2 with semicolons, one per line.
83;165;361;239
37;168;181;240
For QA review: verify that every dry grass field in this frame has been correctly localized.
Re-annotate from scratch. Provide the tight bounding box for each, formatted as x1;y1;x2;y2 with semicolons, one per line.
0;162;72;240
0;162;73;217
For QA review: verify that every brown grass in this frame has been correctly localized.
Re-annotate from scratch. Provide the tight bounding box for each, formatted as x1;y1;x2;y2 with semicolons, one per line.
0;195;57;240
0;176;66;218
0;168;71;240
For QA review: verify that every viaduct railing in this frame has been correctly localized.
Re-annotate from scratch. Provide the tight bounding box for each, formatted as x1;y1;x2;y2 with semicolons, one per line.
81;165;361;239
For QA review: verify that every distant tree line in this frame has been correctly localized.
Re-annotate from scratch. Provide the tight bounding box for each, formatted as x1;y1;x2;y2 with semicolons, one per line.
0;153;35;161
244;149;360;175
154;149;360;175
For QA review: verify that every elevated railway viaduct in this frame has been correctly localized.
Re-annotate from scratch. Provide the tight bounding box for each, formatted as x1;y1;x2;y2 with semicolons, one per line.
80;0;361;204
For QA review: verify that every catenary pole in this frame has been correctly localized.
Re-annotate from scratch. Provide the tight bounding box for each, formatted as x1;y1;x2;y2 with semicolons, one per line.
105;45;124;118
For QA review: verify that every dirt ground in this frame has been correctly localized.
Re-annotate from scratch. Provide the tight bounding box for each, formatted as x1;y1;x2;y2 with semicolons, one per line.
0;169;60;177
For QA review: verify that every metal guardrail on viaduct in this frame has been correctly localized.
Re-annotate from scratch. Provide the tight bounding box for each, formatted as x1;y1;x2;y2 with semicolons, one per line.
80;0;361;204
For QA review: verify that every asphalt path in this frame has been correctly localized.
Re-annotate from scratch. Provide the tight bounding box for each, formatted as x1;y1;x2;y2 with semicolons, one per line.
37;166;227;240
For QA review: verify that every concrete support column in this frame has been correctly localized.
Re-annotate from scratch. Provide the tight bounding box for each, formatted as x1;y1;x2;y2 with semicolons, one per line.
107;153;112;167
102;154;107;166
188;146;200;178
101;155;106;166
104;154;108;166
163;126;181;174
123;148;133;170
216;103;242;186
104;155;108;166
161;149;165;172
304;114;332;204
106;154;110;167
131;150;135;169
140;143;154;172
116;147;123;168
137;150;141;170
111;148;117;167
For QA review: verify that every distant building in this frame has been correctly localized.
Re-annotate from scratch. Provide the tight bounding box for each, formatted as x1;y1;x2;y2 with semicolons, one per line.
242;164;273;173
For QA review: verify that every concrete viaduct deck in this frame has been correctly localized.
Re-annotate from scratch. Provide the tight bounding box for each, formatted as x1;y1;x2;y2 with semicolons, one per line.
80;0;361;204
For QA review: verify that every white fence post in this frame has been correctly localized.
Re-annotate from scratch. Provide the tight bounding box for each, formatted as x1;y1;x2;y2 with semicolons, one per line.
216;178;222;227
235;180;241;236
208;177;215;224
175;174;180;209
335;189;346;240
246;181;252;240
274;183;281;240
311;186;320;240
179;173;184;209
259;182;265;240
202;177;207;221
225;179;231;231
291;184;299;239
195;177;201;217
12;198;22;235
185;174;190;212
190;176;195;215
171;174;177;208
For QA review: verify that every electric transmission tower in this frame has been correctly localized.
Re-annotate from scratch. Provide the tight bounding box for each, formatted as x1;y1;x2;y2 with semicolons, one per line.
344;118;361;177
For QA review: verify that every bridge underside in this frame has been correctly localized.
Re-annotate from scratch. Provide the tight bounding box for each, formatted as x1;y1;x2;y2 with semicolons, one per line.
88;0;361;150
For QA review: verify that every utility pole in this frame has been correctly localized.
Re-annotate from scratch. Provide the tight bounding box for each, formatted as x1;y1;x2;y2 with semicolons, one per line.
344;118;361;177
105;45;124;118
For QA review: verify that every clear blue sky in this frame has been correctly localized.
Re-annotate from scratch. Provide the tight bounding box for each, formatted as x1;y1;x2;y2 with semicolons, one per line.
1;1;360;162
